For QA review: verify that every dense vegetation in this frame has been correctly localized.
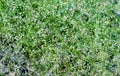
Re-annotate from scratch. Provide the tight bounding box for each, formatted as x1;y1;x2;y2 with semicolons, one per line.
0;0;120;76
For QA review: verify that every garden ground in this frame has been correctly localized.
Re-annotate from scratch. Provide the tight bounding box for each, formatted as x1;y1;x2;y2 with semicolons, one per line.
0;0;120;76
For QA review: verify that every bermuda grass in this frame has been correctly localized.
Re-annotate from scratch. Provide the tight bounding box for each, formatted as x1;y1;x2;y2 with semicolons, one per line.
0;0;120;76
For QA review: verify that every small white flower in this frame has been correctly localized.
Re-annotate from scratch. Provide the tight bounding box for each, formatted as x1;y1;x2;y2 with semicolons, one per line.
116;11;120;16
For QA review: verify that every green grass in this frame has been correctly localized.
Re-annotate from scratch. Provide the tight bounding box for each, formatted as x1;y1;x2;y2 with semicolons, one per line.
0;0;120;76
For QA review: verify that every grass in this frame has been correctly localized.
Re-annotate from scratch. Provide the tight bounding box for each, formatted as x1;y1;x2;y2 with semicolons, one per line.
0;0;120;76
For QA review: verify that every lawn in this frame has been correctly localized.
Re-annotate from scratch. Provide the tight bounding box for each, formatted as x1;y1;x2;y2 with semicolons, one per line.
0;0;120;76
